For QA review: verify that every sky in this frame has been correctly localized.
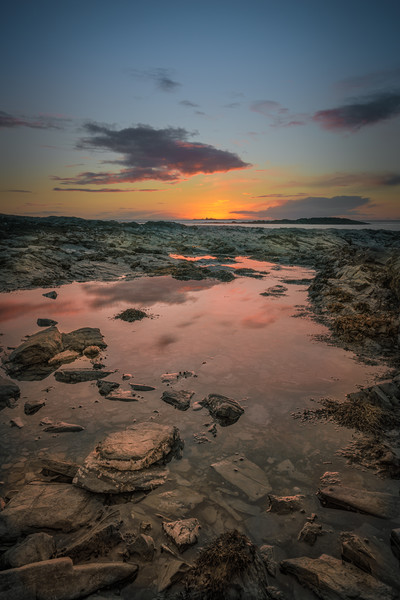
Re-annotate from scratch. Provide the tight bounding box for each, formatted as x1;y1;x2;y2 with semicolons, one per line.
1;0;400;221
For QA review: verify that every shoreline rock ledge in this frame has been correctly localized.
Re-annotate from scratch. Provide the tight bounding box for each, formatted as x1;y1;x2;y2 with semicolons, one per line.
73;423;184;493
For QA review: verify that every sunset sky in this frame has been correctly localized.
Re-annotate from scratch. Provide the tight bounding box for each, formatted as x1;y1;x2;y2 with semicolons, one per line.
1;0;400;221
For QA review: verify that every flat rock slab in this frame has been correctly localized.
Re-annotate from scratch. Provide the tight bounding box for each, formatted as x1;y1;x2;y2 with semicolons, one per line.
0;483;103;541
161;371;196;383
200;393;244;426
281;553;396;600
43;422;85;433
162;518;200;552
162;389;194;411
0;376;20;409
40;456;79;479
318;485;400;519
105;390;138;402
211;455;272;501
130;383;156;391
97;380;120;396
0;557;137;600
58;513;123;562
54;369;115;383
74;423;183;493
0;532;55;569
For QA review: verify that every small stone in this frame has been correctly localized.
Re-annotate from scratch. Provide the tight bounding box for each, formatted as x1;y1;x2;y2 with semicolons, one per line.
10;418;24;429
83;345;101;358
24;400;46;415
37;318;58;327
42;291;58;299
162;518;200;552
298;522;323;545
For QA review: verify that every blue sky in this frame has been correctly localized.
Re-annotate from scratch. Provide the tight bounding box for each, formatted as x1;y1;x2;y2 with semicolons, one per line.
1;0;400;220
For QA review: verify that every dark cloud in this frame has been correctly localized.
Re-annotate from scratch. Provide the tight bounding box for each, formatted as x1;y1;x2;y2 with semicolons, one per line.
179;100;199;107
313;92;400;131
230;196;370;219
252;193;308;199
304;171;400;188
130;68;181;92
250;100;306;127
0;110;68;130
53;123;250;185
53;187;161;192
337;66;400;92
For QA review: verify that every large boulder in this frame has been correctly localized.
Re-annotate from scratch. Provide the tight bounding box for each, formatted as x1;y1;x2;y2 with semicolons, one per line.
74;423;184;493
0;375;20;409
0;533;55;569
0;483;103;541
4;327;63;379
0;557;137;600
281;553;396;600
61;327;106;352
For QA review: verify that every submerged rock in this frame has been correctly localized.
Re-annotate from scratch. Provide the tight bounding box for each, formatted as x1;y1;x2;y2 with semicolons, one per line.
0;375;20;409
54;368;114;383
317;485;400;519
0;557;137;600
162;389;194;411
43;421;85;433
162;518;200;552
0;483;103;541
115;308;148;322
125;532;156;562
211;455;272;501
297;521;323;545
200;393;244;426
268;494;304;515
74;423;184;493
182;530;270;599
58;512;123;563
281;553;396;600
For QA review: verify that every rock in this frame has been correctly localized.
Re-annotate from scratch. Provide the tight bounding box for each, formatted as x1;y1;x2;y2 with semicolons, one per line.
130;383;156;391
157;558;191;592
260;284;287;297
43;422;85;433
162;518;200;552
317;485;400;519
42;291;58;299
320;471;341;486
24;400;45;415
0;483;103;541
105;390;138;402
54;368;114;383
161;371;196;383
281;553;396;600
58;512;123;562
0;375;20;409
391;528;400;560
83;345;100;357
5;327;63;378
40;456;79;479
96;379;120;396
61;327;107;352
115;308;148;322
125;532;156;561
48;349;80;366
10;417;24;428
260;544;278;577
268;494;304;514
211;455;272;501
0;557;137;600
200;393;244;426
74;423;184;493
183;530;270;600
161;389;194;411
192;401;203;411
122;373;132;379
298;521;323;545
37;318;58;327
0;532;55;568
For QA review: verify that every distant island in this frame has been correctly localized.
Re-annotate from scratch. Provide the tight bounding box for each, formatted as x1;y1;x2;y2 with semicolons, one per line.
238;217;369;225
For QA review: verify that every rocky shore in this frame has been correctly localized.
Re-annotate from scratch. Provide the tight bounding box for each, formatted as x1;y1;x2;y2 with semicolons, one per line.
1;214;400;599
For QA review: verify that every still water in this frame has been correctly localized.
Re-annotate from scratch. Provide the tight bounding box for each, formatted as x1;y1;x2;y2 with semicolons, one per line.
0;257;394;594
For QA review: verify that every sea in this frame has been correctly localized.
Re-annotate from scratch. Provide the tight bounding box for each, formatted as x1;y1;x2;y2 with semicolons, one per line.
132;219;400;231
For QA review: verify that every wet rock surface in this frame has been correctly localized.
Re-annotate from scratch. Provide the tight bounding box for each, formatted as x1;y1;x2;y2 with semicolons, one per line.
162;518;200;552
54;368;113;383
200;393;244;426
317;484;400;519
0;375;20;409
74;423;184;493
162;389;194;411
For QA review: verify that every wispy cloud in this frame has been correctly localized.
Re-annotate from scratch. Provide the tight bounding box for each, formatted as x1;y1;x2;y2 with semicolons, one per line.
0;188;33;193
53;123;250;185
130;67;181;92
231;195;371;219
337;66;400;92
313;92;400;131
250;100;306;127
303;171;400;188
0;110;69;130
54;187;162;192
179;100;199;108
